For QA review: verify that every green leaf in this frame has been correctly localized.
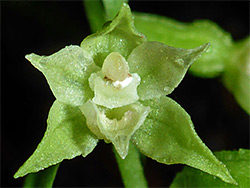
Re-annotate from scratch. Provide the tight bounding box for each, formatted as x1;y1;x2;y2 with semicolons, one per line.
81;3;146;67
83;0;106;33
170;149;250;187
127;41;210;100
89;72;140;109
131;96;236;184
114;142;148;188
23;164;59;188
14;100;98;178
80;100;150;159
26;45;100;106
222;37;250;114
133;12;233;78
103;0;128;20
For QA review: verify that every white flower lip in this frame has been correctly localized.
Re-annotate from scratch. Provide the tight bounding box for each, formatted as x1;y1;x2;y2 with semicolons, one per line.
112;75;133;89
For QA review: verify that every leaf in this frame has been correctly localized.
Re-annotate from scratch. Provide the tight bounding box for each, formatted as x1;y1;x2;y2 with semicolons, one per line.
14;100;98;178
81;3;146;67
222;37;250;114
26;45;100;106
170;149;250;187
131;96;236;184
89;72;140;109
127;41;210;100
80;100;150;159
102;0;128;20
83;0;106;32
23;164;59;188
114;142;148;188
133;12;233;78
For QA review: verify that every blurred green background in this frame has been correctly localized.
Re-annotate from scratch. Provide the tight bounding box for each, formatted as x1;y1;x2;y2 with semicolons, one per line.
1;1;249;187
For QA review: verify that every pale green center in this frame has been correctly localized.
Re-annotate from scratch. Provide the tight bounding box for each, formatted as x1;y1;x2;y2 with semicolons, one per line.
88;52;140;109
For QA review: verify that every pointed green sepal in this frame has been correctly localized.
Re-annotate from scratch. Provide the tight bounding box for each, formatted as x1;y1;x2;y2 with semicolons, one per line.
81;3;146;67
14;100;98;178
80;100;150;159
131;96;236;184
26;45;100;106
133;12;233;77
171;149;250;187
127;42;210;100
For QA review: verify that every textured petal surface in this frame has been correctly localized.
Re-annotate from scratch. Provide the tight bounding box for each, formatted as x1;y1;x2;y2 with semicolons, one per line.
26;45;100;106
14;100;98;178
131;96;236;184
133;12;233;77
127;42;210;100
81;3;146;67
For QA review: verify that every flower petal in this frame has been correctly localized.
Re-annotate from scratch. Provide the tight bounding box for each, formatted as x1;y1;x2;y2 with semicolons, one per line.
133;12;233;77
26;45;100;106
127;41;210;100
131;96;236;184
81;3;146;67
14;100;98;178
80;100;150;159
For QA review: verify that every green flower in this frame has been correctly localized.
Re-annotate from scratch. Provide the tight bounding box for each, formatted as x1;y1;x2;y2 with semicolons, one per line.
14;3;236;185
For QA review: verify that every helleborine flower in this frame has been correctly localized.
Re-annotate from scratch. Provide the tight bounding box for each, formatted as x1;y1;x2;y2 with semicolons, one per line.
14;3;236;185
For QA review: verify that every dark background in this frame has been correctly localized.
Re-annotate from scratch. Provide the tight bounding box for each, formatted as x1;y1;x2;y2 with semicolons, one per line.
1;1;249;187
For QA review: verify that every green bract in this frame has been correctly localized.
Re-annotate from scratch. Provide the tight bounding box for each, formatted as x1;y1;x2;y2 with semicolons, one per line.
14;3;236;185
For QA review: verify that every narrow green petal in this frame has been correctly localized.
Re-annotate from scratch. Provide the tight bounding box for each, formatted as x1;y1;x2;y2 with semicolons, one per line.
23;164;59;188
127;42;210;100
81;3;146;67
14;100;98;178
80;100;150;159
114;142;148;188
131;96;236;184
171;149;250;187
133;12;233;77
222;37;250;114
26;45;100;106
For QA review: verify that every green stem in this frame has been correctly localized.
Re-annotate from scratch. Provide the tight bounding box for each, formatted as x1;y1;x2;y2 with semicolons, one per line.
23;164;60;188
83;0;106;33
114;142;148;188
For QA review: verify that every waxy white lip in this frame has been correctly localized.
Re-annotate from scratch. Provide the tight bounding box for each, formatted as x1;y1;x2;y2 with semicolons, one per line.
112;76;133;89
